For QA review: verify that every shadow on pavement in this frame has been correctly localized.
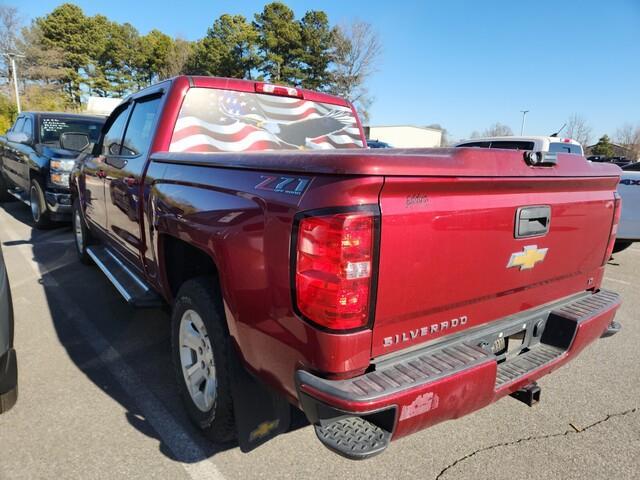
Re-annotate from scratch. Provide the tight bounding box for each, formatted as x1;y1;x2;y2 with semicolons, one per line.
1;200;309;464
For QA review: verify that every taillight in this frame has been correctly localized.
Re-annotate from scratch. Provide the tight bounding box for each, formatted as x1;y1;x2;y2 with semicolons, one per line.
603;193;622;264
255;82;303;99
293;208;378;331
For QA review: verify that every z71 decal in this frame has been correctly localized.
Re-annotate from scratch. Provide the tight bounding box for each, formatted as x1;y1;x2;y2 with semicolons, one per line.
255;176;311;196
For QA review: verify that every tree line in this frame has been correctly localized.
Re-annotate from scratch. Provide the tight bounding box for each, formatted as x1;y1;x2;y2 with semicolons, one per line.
0;2;381;131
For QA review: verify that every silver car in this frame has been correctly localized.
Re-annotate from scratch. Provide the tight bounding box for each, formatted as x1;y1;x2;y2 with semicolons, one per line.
0;244;17;413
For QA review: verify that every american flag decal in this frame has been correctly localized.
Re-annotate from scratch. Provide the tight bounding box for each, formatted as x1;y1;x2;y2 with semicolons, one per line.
170;88;364;153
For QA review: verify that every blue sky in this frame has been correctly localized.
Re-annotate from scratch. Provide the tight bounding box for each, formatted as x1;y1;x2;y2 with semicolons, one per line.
10;0;640;142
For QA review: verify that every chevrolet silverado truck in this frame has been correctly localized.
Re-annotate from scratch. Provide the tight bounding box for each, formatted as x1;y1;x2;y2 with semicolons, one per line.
71;76;622;459
0;112;105;228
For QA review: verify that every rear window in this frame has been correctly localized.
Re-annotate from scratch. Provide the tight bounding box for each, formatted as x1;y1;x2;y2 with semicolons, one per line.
622;162;640;171
457;141;534;150
549;142;583;155
169;87;364;153
40;117;104;146
489;141;535;150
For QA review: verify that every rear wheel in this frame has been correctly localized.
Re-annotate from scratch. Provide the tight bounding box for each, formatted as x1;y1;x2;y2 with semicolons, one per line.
73;198;93;265
171;276;236;443
613;240;633;254
29;178;50;229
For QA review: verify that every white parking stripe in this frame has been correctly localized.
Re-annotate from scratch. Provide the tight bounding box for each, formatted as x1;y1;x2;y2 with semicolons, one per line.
604;276;631;286
0;212;226;480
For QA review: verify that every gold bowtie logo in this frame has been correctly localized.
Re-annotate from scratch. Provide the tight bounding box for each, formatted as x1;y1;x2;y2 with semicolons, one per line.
507;245;548;270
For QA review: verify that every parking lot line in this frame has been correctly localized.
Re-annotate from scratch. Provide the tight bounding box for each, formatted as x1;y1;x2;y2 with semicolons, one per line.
0;212;226;480
604;276;631;286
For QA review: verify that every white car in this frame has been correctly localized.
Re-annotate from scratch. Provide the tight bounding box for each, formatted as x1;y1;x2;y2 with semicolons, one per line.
615;162;640;252
456;136;584;155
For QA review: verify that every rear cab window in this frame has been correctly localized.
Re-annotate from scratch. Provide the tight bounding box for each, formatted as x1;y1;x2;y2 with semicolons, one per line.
549;143;583;155
169;87;364;153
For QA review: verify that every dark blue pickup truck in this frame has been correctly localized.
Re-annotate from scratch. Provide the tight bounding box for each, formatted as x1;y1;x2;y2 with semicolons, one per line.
0;112;105;228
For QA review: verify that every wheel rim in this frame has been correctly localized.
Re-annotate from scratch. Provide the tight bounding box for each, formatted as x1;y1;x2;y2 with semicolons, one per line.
74;209;84;252
30;185;41;222
179;309;216;412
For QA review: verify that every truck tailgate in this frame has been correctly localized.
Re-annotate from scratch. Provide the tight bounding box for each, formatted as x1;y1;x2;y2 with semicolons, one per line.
373;173;618;357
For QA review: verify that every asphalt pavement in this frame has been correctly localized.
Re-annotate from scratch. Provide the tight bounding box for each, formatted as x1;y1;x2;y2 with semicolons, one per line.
0;199;638;479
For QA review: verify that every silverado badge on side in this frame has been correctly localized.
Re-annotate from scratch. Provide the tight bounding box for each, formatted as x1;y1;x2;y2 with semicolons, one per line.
507;245;548;270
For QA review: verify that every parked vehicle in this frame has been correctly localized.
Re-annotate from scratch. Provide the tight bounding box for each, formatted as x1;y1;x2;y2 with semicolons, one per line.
0;245;17;414
367;139;393;148
456;136;583;155
71;76;622;459
613;162;640;253
0;112;105;228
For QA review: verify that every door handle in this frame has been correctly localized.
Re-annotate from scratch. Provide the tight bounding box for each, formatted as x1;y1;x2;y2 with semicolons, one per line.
516;206;551;238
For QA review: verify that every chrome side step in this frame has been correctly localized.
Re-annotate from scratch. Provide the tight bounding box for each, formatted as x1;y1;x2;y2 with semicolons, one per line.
86;245;162;308
7;188;29;206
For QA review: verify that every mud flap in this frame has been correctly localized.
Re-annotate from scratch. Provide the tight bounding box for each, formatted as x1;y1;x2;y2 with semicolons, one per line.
230;355;290;452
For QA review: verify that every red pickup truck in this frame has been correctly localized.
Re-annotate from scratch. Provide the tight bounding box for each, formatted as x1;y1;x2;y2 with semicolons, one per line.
71;76;622;459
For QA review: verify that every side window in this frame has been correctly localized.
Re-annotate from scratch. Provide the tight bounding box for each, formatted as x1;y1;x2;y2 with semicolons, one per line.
12;117;25;133
22;118;33;139
121;96;161;157
102;104;132;156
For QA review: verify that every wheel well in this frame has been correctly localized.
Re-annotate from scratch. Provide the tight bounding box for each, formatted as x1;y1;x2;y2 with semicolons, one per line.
162;235;218;297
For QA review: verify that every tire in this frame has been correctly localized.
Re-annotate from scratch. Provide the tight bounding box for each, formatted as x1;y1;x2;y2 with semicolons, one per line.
72;198;93;265
171;276;236;443
612;240;633;254
29;178;51;229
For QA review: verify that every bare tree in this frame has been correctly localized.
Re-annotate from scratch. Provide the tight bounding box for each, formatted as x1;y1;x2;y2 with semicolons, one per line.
426;123;449;146
482;122;513;137
0;6;22;85
565;113;592;147
615;123;640;161
161;38;193;79
330;21;382;122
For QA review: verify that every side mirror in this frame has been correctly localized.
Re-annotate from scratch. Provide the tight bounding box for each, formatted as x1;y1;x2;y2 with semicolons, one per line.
6;131;31;145
60;132;91;152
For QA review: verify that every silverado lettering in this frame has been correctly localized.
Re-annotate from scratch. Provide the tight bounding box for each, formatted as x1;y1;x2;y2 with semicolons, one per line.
68;76;622;460
383;315;469;347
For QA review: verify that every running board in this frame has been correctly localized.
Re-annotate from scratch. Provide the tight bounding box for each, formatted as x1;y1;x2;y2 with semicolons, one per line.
86;245;162;308
7;188;29;206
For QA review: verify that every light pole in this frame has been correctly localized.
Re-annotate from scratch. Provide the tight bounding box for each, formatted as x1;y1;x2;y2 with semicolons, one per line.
2;53;25;113
520;110;529;136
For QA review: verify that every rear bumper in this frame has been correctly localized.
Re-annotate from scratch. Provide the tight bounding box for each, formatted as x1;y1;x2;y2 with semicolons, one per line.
0;348;17;414
296;289;620;457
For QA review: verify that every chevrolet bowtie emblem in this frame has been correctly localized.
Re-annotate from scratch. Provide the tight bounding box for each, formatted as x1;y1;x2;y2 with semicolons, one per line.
507;245;548;270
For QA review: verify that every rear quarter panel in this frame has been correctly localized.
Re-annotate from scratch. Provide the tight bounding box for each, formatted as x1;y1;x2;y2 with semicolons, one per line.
143;160;383;401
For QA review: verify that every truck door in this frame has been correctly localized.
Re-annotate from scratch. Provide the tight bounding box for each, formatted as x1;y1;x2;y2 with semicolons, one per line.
2;117;25;188
14;116;34;191
82;103;132;232
103;94;162;264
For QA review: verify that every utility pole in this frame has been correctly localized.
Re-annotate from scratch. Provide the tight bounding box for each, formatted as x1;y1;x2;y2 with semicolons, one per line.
2;53;25;113
520;110;529;136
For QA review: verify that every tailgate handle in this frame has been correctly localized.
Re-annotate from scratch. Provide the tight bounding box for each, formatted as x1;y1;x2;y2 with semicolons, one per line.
516;206;551;238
